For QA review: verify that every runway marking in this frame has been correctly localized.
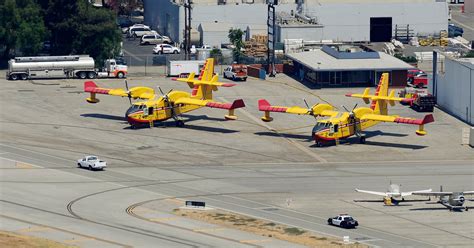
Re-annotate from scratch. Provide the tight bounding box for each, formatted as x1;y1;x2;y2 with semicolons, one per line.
193;227;226;233
240;239;271;244
149;217;178;222
17;226;52;233
165;198;184;204
63;237;95;244
15;162;36;169
219;97;327;163
0;156;43;169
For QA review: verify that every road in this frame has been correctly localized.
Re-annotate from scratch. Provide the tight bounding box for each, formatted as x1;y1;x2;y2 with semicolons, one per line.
0;74;473;247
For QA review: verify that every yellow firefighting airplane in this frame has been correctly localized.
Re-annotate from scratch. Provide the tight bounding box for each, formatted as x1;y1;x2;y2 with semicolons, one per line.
258;73;434;146
84;58;245;128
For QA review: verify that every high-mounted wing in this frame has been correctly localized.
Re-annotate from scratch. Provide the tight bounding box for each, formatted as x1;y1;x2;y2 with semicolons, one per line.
412;191;454;196
84;81;155;103
258;99;337;122
174;97;245;120
462;191;474;195
355;189;388;197
360;113;434;136
401;189;433;197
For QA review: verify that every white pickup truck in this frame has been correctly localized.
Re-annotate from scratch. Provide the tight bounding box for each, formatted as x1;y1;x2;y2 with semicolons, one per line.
77;156;107;170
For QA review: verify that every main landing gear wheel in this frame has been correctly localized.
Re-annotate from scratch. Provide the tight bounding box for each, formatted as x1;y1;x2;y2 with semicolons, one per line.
359;136;366;144
175;120;185;127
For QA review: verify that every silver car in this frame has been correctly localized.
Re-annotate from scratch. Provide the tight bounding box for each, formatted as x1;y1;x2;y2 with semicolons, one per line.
140;34;172;45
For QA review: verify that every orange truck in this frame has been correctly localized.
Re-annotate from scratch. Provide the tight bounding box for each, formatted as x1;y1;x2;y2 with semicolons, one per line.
223;64;247;81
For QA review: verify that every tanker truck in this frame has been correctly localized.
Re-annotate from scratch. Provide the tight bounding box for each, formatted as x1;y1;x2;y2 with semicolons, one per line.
6;55;128;80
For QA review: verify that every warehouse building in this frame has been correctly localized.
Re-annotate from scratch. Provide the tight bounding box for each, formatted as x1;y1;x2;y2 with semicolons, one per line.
143;0;449;47
433;51;474;125
287;45;413;87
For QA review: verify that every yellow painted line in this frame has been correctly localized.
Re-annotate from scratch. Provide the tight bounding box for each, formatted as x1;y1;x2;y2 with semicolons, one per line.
193;227;226;233
165;198;184;204
149;217;178;222
240;239;272;244
132;208;153;213
63;237;94;244
15;162;35;169
17;226;52;233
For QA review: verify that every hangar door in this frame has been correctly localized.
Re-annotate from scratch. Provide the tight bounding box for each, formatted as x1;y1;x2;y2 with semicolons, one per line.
370;17;392;42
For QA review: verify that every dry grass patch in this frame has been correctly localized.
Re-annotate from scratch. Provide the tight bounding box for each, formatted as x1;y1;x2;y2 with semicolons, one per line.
174;209;367;248
0;231;74;248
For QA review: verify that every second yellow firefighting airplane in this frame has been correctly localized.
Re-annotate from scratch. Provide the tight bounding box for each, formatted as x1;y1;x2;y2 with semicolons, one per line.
84;58;245;128
259;73;434;146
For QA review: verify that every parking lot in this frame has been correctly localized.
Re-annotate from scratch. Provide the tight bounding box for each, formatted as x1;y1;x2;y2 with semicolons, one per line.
0;72;473;247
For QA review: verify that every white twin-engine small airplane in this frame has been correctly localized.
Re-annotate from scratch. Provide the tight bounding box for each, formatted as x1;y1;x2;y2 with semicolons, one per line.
355;183;432;205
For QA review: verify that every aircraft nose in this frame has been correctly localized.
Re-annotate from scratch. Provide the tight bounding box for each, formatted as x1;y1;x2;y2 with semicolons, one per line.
459;196;465;203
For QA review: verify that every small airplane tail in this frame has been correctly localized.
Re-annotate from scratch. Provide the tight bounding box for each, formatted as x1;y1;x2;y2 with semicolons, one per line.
371;73;390;114
173;58;236;100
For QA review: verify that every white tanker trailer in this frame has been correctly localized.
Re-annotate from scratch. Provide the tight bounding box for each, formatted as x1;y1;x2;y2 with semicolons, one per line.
6;55;128;80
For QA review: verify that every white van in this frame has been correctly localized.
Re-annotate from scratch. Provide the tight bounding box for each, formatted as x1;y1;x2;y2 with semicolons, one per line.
127;26;155;38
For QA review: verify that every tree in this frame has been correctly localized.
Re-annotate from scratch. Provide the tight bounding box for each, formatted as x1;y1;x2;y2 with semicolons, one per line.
228;28;244;62
44;0;121;65
0;0;47;58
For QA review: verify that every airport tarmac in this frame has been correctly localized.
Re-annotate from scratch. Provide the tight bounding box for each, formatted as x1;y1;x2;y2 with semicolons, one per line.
0;73;473;247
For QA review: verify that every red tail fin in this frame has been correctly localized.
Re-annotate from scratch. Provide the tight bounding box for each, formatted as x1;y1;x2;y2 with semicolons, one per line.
84;81;98;92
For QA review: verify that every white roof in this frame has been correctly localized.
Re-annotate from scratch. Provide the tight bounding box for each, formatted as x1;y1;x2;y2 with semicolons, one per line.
287;49;414;71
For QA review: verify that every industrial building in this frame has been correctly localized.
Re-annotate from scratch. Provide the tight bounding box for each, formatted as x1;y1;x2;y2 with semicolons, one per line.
287;45;413;87
143;0;449;47
433;51;473;125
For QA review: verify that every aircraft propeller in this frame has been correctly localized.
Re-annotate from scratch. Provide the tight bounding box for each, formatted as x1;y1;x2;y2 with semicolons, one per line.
342;104;358;118
303;98;318;116
124;79;132;105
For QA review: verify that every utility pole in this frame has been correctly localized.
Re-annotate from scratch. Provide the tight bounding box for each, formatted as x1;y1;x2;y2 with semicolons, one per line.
267;0;277;77
183;0;192;60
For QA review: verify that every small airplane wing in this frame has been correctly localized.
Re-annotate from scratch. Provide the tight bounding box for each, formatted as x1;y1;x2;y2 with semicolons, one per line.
355;189;388;197
462;191;474;195
258;99;337;122
401;189;433;197
412;191;453;196
360;113;434;135
84;81;155;103
174;97;245;120
174;97;245;110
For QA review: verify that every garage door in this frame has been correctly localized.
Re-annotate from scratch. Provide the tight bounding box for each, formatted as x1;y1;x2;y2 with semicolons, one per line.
370;17;392;42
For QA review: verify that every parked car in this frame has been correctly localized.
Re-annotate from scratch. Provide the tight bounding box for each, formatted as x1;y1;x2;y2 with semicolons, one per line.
327;214;358;229
223;64;247;81
122;23;148;34
407;69;426;83
127;25;155;38
153;44;180;54
448;24;463;38
140;34;172;45
77;156;107;170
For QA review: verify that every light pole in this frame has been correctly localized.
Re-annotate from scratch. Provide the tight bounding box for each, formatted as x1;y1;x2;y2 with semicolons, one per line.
267;0;277;77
